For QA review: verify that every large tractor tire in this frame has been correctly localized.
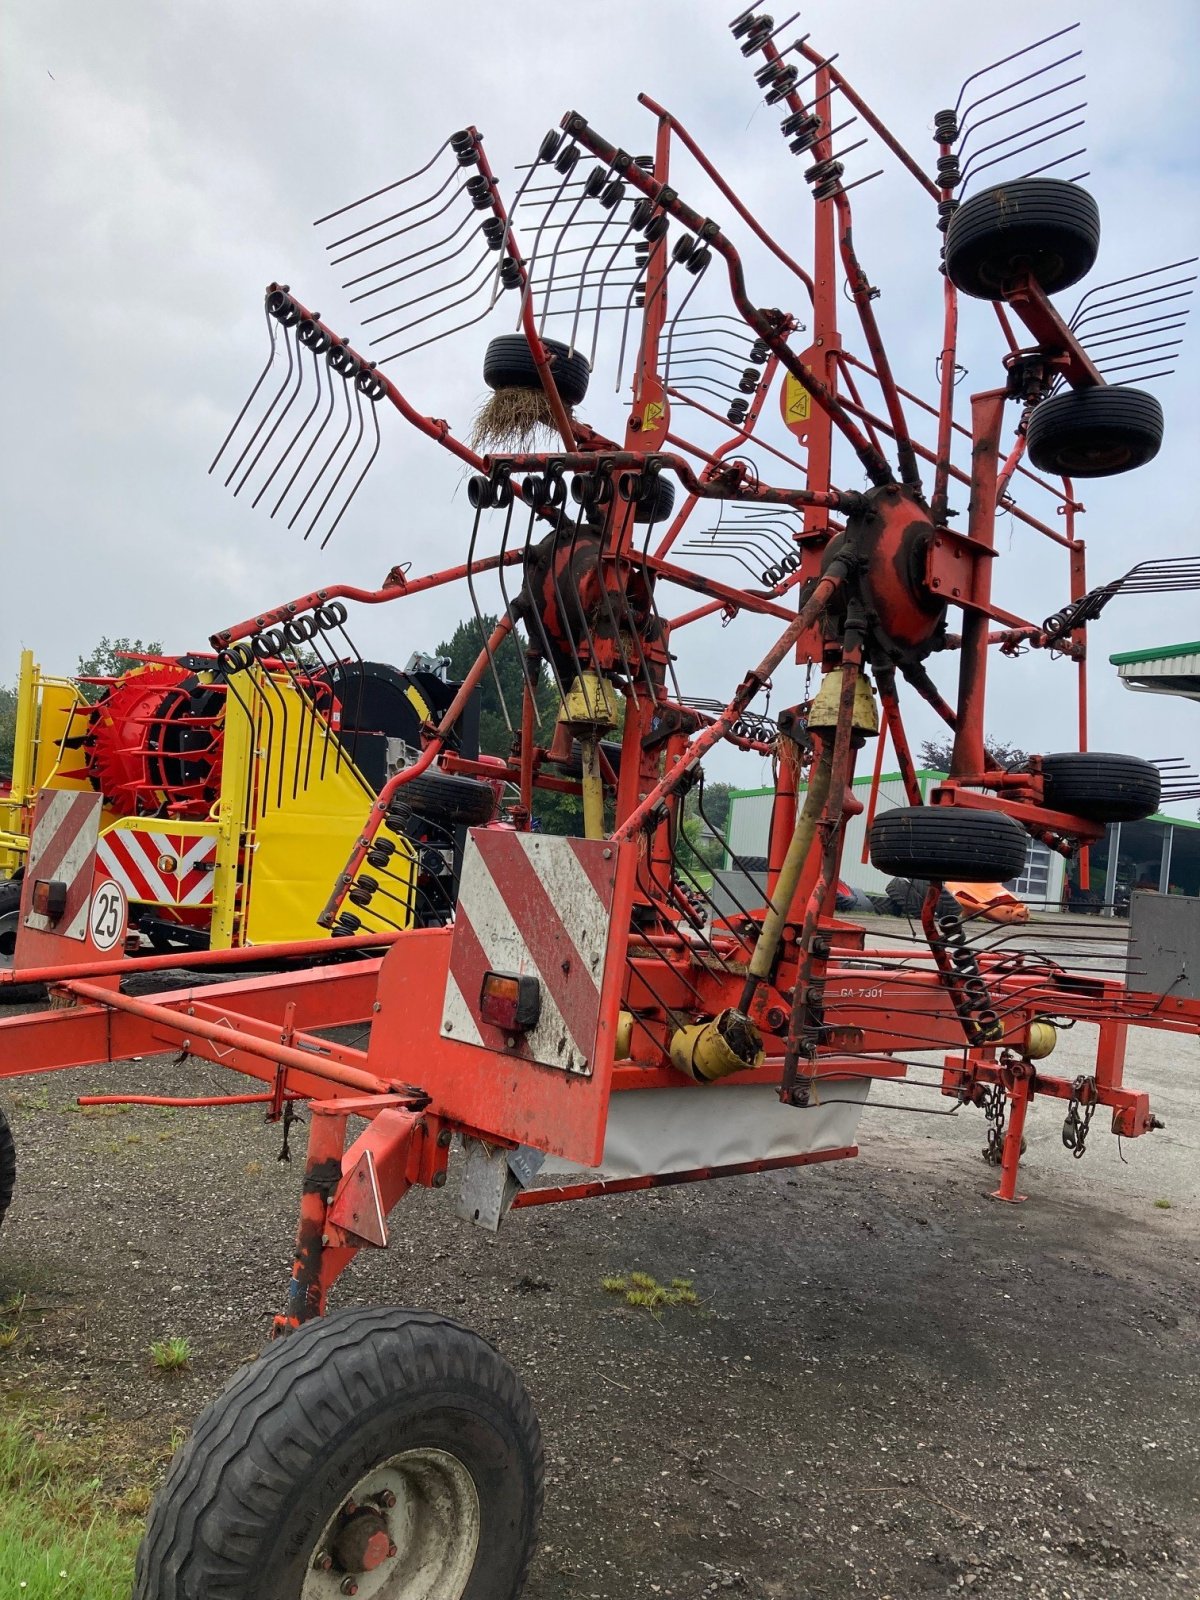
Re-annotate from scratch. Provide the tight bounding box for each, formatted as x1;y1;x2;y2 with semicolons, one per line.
134;1307;543;1600
1038;752;1161;822
0;879;42;1007
388;771;497;828
944;178;1100;300
483;334;591;407
1025;387;1164;478
870;806;1028;884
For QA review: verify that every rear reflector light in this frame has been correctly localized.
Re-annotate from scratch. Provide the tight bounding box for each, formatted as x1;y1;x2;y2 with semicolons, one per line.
479;971;541;1033
32;879;68;920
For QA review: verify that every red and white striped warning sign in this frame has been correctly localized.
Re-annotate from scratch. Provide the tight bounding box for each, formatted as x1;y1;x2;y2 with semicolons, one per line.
441;830;620;1077
96;827;216;907
22;791;103;940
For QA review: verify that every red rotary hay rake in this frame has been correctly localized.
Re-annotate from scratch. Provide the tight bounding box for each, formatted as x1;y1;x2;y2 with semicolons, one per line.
2;15;1198;1598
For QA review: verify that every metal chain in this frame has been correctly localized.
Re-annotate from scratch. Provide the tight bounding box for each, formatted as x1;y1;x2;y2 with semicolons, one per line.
1062;1074;1097;1160
981;1084;1007;1166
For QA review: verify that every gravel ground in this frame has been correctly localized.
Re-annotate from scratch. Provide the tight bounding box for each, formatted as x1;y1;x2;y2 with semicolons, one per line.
0;939;1197;1599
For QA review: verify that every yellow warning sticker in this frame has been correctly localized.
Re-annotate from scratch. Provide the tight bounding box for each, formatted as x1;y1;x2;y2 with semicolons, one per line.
783;373;811;423
641;398;664;432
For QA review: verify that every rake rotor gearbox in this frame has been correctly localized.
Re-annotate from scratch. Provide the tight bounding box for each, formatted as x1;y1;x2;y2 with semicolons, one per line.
818;486;948;667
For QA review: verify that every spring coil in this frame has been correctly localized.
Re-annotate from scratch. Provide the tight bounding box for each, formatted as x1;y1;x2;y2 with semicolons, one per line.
934;908;1003;1044
932;109;959;144
936;154;961;190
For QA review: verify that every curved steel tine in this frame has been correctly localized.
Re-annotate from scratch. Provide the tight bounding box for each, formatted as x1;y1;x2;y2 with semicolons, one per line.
953;25;1080;118
382;295;504;363
211;302;278;474
331;623;374;789
588;218;640;368
360;248;492;326
959;104;1086;185
537;177;613;338
496;497;544;723
957;73;1085;158
323;166;461;252
567;204;632;355
303;626;342;783
272;352;333;519
305;375;368;543
235;326;307;499
253;343;323;509
313;137;453;227
515;162;580;329
466;493;515;734
224;319;297;490
347;212;481;300
330;182;466;267
1069;258;1198;325
614;262;654;393
486;132;556;306
288;360;356;530
321;388;383;549
369;254;499;347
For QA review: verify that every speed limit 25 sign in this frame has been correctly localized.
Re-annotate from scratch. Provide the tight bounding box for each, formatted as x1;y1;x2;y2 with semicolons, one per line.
89;879;128;953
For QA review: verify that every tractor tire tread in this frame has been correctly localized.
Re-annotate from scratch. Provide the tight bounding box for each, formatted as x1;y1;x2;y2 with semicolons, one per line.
944;179;1100;300
483;334;591;407
1025;387;1164;478
1039;752;1161;822
870;806;1028;883
134;1308;542;1600
389;770;497;827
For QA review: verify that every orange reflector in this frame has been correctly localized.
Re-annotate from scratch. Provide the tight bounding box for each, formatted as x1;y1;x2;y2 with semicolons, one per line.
157;854;178;874
32;879;68;920
479;970;541;1033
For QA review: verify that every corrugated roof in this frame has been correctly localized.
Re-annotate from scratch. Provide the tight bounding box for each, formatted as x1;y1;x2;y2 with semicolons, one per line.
1110;641;1200;666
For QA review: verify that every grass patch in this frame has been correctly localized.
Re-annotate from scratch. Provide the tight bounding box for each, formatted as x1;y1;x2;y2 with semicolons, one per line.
602;1272;701;1312
148;1337;191;1374
1154;1198;1172;1210
0;1294;27;1351
0;1415;142;1598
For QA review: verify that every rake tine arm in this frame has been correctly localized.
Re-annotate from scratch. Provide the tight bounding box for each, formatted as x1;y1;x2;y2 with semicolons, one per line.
561;112;895;489
637;95;816;300
209;548;528;650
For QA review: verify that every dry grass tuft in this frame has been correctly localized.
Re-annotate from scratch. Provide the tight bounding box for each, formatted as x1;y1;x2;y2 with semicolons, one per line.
469;387;561;452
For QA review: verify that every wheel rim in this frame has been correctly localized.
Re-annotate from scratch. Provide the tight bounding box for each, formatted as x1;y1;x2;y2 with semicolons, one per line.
302;1447;481;1599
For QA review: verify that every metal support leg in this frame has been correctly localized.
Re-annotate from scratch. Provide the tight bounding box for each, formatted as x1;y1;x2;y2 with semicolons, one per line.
991;1070;1031;1204
279;1107;349;1330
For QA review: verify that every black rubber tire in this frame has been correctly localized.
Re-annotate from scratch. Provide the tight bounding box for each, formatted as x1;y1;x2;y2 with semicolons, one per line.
0;1105;14;1233
483;334;590;407
1025;386;1164;478
0;880;43;1007
738;856;769;874
884;876;957;918
389;770;497;827
633;473;676;525
870;806;1027;883
944;179;1100;301
1039;752;1161;822
134;1307;543;1600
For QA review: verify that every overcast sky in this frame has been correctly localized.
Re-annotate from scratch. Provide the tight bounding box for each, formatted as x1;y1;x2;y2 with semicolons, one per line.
2;0;1197;811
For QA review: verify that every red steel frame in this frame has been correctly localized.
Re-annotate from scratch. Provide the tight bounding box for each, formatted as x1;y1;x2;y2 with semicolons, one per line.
2;24;1195;1335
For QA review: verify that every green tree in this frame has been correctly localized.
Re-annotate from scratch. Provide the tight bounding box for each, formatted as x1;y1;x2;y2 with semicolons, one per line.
0;683;17;783
75;636;163;704
919;736;1028;772
434;614;584;834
